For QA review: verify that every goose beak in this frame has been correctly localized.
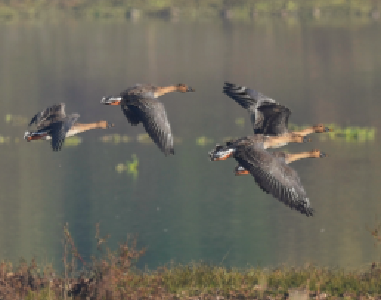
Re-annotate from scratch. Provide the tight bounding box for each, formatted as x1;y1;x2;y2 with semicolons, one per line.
101;96;122;105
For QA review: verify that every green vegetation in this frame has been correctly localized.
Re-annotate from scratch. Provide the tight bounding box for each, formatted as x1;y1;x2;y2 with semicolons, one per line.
115;153;139;181
100;134;131;144
3;114;376;147
289;124;377;143
0;0;381;21
64;136;82;147
1;220;381;299
5;114;29;127
196;136;214;146
1;123;376;147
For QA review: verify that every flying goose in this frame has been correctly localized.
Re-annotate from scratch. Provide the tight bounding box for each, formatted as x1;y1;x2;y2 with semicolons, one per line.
209;137;327;217
24;103;112;151
101;83;195;156
223;82;332;143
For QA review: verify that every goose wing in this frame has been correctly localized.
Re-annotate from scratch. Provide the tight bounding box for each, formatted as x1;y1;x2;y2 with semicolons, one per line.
50;114;80;151
223;82;278;134
256;103;291;135
120;104;141;126
234;144;314;216
29;103;66;130
133;98;174;156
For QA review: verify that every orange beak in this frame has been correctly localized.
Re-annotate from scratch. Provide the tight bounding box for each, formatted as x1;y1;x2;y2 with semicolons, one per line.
109;101;121;105
26;133;48;141
235;170;250;176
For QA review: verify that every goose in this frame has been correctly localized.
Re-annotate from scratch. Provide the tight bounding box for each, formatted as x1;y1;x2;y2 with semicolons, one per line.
209;137;327;217
24;103;113;151
101;83;195;156
223;82;332;145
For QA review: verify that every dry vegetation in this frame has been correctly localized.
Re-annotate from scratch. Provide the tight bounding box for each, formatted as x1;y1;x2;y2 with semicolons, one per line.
1;219;381;300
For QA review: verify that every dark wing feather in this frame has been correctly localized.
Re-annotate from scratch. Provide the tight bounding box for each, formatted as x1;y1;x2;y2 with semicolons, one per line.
50;122;66;151
50;114;79;152
223;82;278;134
29;103;66;130
121;104;141;126
223;82;276;109
256;104;291;135
234;145;314;216
135;98;174;156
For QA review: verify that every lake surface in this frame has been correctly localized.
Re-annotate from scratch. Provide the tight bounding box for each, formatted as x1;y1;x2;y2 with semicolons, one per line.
0;17;381;272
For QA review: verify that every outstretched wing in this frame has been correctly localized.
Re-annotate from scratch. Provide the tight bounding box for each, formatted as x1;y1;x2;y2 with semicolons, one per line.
134;98;174;156
256;103;291;135
120;104;141;126
234;144;314;217
223;82;282;134
29;103;66;130
223;82;276;109
50;114;79;152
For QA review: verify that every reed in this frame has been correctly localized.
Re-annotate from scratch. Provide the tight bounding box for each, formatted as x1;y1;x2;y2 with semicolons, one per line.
0;219;381;299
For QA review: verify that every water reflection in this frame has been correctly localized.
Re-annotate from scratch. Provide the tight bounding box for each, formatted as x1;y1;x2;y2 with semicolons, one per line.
0;17;380;272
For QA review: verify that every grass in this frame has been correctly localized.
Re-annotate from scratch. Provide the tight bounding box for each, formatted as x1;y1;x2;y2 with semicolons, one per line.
0;0;381;21
1;219;381;299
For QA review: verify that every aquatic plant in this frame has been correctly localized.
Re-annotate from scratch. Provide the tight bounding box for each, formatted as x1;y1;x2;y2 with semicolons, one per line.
115;154;139;181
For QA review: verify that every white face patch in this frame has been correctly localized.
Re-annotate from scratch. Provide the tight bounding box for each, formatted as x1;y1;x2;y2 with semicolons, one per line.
216;148;235;158
236;165;245;171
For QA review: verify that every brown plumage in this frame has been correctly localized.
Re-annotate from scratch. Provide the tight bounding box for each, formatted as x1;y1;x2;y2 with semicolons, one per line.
25;103;112;151
101;83;195;156
223;82;331;138
209;137;327;217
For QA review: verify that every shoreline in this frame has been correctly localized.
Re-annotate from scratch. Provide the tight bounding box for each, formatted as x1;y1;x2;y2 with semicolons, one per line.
0;1;381;22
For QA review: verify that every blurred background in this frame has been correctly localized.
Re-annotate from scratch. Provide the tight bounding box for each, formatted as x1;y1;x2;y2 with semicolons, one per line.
0;0;381;272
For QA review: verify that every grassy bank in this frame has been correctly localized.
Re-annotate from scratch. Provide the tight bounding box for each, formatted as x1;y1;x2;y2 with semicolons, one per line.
0;0;381;21
1;221;381;300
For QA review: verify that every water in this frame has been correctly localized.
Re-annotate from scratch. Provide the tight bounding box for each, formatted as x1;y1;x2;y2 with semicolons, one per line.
0;17;381;272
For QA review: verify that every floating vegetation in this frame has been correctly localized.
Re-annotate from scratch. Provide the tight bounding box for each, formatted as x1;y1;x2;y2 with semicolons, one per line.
4;114;28;126
100;134;131;144
115;154;139;181
289;124;376;143
196;136;214;146
0;135;11;144
64;136;82;147
137;133;153;144
235;117;245;127
1;122;377;148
